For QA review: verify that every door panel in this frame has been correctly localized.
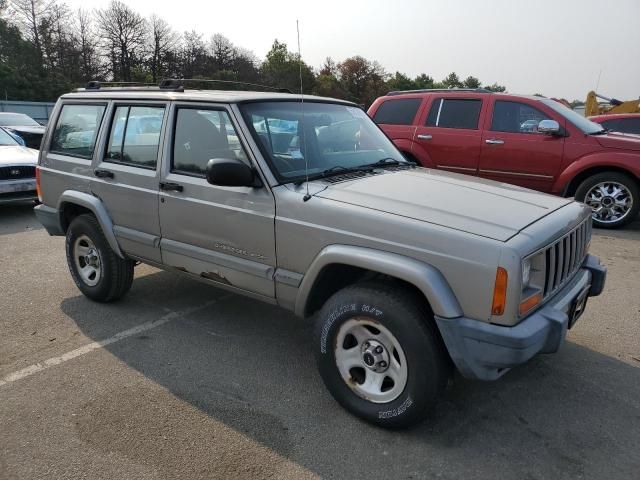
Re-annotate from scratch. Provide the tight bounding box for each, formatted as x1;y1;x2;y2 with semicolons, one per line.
413;97;484;174
90;103;166;262
158;104;276;297
479;99;564;192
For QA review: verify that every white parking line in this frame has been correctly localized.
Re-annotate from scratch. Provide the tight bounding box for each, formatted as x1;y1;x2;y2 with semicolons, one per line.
0;299;221;387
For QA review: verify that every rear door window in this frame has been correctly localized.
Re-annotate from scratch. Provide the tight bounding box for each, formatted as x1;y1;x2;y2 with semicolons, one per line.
50;104;106;159
490;101;551;134
426;98;482;129
105;105;165;169
372;98;422;125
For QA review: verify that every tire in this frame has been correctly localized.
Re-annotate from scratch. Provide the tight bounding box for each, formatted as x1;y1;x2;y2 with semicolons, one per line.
314;282;450;428
65;214;134;302
574;172;640;229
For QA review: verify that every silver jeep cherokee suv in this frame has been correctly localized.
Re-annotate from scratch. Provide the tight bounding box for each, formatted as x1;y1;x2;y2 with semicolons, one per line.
35;81;606;428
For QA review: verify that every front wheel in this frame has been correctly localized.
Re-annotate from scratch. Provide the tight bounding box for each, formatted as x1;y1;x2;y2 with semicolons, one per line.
575;172;639;228
314;282;450;428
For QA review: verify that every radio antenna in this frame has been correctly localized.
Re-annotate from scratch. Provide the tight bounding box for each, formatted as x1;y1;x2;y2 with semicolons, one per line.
297;20;311;202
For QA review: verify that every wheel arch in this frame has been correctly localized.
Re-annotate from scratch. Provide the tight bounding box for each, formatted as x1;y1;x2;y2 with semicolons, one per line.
57;190;124;258
295;245;463;320
563;165;640;198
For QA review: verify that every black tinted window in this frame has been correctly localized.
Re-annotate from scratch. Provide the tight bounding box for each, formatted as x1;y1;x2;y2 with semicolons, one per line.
491;101;550;134
50;104;106;159
172;108;248;176
373;98;421;125
426;98;482;129
602;118;640;135
105;106;165;168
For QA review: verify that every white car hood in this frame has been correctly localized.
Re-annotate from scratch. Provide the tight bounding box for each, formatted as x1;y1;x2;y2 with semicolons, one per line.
0;145;39;166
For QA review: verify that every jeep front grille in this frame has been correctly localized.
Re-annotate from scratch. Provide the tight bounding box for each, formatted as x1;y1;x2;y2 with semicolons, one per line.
0;166;35;180
542;217;592;298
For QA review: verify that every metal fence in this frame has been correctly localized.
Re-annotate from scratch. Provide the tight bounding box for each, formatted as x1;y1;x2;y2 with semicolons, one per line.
0;101;56;125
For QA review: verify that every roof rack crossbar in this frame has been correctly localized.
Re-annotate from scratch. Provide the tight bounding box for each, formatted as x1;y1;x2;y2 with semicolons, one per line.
386;88;493;96
76;78;291;94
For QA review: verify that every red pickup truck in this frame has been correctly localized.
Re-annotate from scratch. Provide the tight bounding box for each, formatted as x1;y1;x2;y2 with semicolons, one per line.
368;89;640;228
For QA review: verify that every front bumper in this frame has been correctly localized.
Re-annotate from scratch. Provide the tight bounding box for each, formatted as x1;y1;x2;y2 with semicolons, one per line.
0;179;37;204
435;254;606;381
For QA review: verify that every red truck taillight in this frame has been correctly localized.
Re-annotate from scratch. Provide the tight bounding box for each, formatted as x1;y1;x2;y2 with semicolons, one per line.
36;166;42;202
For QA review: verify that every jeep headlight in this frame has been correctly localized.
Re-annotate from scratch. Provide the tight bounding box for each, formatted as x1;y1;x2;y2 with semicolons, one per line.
519;252;545;316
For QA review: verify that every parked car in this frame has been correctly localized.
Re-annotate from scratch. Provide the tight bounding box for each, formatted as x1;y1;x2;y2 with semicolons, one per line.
368;89;640;228
35;82;606;427
589;113;640;135
0;127;39;204
0;112;46;150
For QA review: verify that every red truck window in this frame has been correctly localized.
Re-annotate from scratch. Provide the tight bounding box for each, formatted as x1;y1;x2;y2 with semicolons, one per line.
426;98;482;130
373;98;422;125
490;101;550;134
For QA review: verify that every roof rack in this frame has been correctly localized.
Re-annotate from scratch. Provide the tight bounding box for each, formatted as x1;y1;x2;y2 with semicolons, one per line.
76;79;291;94
386;88;492;96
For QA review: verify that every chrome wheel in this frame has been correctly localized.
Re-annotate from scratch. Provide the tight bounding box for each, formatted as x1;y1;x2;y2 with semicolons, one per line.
334;317;408;404
584;181;633;224
73;234;102;286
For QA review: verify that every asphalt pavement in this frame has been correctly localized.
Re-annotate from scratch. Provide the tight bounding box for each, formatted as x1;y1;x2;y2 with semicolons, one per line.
1;204;639;480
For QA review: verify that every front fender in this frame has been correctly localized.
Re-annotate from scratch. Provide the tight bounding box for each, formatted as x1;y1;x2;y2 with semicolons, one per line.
294;245;463;319
553;152;640;195
58;190;124;258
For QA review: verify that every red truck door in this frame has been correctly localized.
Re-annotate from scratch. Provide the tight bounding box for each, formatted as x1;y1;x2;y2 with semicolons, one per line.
478;99;565;192
412;96;485;174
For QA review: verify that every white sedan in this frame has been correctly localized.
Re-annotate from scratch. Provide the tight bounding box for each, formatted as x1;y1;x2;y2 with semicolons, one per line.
0;127;39;205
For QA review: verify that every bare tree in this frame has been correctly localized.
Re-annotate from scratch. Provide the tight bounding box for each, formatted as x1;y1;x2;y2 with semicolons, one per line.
75;8;101;80
148;15;176;83
9;0;52;57
95;0;147;81
209;33;234;72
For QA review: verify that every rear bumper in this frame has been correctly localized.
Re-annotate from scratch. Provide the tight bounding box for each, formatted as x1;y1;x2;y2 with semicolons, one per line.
33;204;64;235
435;254;606;381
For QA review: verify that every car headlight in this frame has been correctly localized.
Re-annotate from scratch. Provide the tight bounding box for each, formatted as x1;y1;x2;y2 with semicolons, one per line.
520;252;545;316
522;258;531;289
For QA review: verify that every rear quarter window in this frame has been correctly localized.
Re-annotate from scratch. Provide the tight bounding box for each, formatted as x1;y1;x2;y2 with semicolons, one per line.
50;104;106;159
372;98;422;125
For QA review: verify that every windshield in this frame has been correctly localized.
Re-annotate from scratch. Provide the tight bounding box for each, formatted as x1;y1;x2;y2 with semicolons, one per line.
239;101;408;183
0;128;19;146
540;99;605;134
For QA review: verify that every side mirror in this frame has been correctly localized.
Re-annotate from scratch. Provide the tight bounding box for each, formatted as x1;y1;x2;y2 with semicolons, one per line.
205;158;262;187
538;119;560;135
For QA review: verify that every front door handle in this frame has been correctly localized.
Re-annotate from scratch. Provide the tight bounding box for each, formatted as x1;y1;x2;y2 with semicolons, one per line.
417;134;433;140
94;168;114;179
159;181;184;192
485;139;505;145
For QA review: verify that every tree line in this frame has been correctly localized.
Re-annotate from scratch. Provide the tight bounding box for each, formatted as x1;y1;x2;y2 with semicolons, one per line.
0;0;506;106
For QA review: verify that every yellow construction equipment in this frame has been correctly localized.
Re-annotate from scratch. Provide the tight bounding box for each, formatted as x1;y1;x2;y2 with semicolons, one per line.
585;91;640;116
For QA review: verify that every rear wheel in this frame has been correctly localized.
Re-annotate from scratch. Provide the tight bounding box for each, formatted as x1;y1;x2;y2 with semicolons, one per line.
65;214;134;302
575;172;639;228
314;282;450;428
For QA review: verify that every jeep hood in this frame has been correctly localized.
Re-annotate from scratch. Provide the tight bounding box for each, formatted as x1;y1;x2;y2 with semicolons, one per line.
595;132;640;151
315;168;573;241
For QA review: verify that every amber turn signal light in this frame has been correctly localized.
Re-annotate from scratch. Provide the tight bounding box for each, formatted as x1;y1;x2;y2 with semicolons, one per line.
35;166;42;202
519;292;542;316
491;267;508;316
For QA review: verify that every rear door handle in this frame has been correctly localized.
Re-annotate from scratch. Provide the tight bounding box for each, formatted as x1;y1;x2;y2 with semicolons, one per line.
159;181;184;192
485;139;505;145
417;134;432;140
94;168;114;179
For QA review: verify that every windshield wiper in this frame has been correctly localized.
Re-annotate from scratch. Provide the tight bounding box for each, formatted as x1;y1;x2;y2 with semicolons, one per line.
589;129;609;135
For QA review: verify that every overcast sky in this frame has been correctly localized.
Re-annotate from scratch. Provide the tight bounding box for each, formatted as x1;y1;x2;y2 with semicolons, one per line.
65;0;639;101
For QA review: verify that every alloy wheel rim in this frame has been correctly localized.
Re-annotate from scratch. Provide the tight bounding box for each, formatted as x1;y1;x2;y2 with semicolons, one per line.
584;181;633;224
73;234;102;286
334;317;408;404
